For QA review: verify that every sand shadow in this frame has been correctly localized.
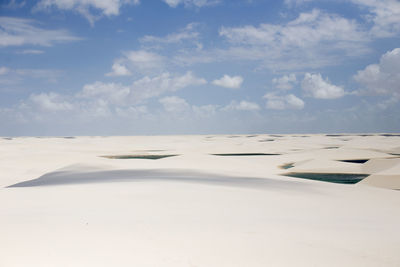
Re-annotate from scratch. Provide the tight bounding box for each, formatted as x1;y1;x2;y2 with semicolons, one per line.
7;169;311;192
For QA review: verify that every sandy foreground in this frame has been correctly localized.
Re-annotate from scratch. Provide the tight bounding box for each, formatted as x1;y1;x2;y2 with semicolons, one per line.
1;134;400;267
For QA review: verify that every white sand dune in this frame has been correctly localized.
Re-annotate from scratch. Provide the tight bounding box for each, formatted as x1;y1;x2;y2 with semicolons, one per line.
1;134;400;266
362;158;400;174
360;158;400;189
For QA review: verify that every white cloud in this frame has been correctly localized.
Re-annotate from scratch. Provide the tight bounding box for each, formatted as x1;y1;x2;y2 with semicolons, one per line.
217;9;369;70
284;0;312;6
0;17;81;47
130;71;206;103
0;67;9;75
80;71;206;106
34;0;140;25
272;74;297;90
106;62;132;76
264;93;305;110
163;0;220;8
14;69;62;79
108;50;165;75
220;9;367;46
285;94;305;109
354;48;400;96
78;82;130;105
29;92;74;111
223;100;260;111
159;96;190;113
17;49;45;55
125;50;164;69
0;67;63;85
301;73;345;99
212;75;243;89
351;0;400;37
284;1;400;37
140;23;199;44
13;71;206;125
2;0;26;9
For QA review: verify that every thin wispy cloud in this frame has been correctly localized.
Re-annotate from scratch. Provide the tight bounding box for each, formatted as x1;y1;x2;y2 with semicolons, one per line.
223;100;260;111
140;23;200;45
16;49;45;54
0;67;63;86
34;0;140;26
0;17;81;47
163;0;220;8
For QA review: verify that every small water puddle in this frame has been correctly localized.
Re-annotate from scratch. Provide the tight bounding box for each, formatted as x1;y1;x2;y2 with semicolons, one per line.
283;172;369;184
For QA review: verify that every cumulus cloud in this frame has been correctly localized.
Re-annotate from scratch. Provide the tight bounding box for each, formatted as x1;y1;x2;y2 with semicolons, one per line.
107;50;165;76
301;73;345;99
34;0;140;25
354;48;400;96
264;93;304;110
217;9;369;70
77;82;130;105
106;63;131;77
272;74;297;90
0;17;81;47
163;0;220;8
83;71;207;105
212;75;243;89
223;100;260;111
351;0;400;37
136;6;390;72
130;71;206;103
125;50;164;69
14;71;207;125
29;92;74;111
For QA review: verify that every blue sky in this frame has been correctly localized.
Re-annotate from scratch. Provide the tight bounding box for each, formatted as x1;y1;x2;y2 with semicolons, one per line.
1;0;400;135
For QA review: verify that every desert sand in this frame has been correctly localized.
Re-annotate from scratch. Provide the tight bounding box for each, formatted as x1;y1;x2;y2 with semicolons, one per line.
1;134;400;266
